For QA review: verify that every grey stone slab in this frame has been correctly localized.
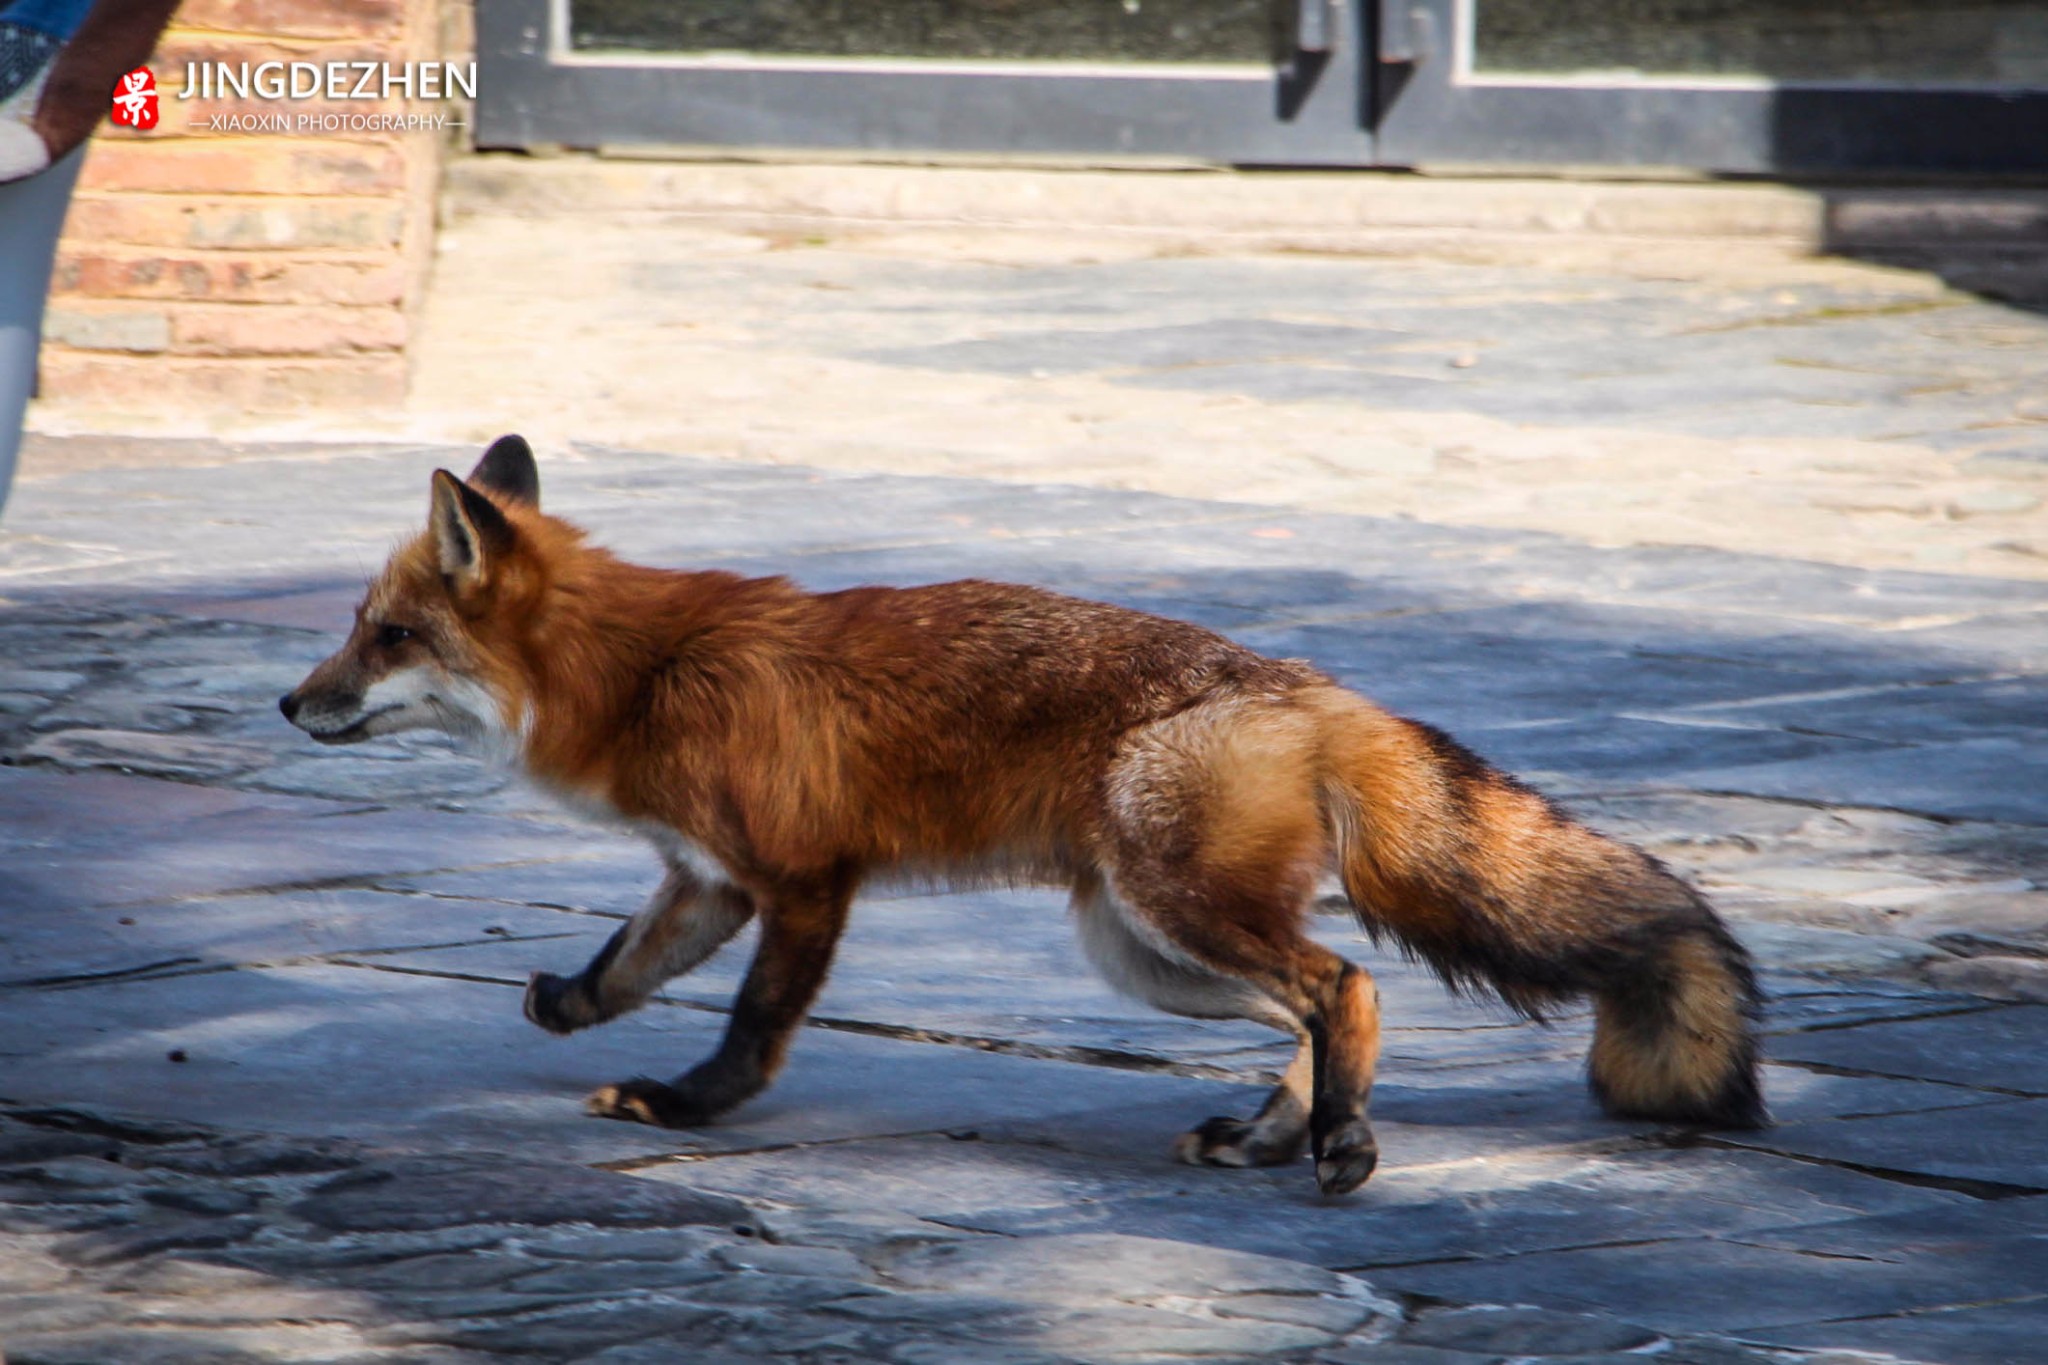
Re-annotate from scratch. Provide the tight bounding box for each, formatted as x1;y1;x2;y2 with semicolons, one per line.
0;766;637;915
990;1147;1967;1271
240;752;509;804
547;449;1261;559
1764;1005;2048;1094
1314;1346;1506;1365
1746;1297;2048;1365
977;1042;1625;1161
376;855;665;912
765;547;1441;635
1229;608;1884;733
664;1125;1964;1275
649;1129;1300;1233
1747;1064;2014;1124
1757;979;1985;1035
1374;1058;2003;1130
294;1153;756;1233
1736;921;1948;977
885;1230;1351;1301
1459;716;1903;785
1400;1304;1657;1354
867;318;1412;377
1732;1192;2048;1258
27;702;236;745
1681;739;2048;826
1722;1098;2048;1191
0;962;1268;1165
1526;545;2048;632
0;764;281;838
6;408;2045;1359
140;581;371;632
1376;1021;1591;1075
1900;610;2048;673
1124;358;1933;445
0;888;590;987
1685;676;2048;747
19;727;276;781
1364;1237;2001;1335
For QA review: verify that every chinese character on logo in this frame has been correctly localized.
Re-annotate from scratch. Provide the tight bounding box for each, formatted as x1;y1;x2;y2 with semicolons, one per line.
110;68;159;130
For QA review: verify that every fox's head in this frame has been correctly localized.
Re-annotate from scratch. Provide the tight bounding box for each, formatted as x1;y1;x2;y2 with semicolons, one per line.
280;435;546;761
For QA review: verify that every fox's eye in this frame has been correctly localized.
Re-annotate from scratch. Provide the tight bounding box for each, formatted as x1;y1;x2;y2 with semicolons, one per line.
376;623;416;649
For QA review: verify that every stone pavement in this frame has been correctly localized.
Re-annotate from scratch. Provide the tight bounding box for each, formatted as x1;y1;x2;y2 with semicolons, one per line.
40;160;2048;584
1;437;2045;1363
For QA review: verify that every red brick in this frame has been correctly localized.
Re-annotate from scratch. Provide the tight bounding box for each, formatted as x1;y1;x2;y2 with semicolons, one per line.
41;304;171;353
170;0;406;39
81;141;407;196
53;249;405;306
61;193;408;252
37;351;410;410
148;34;405;75
169;303;407;356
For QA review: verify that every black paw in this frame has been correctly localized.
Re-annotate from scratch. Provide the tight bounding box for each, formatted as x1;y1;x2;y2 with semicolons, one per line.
524;971;593;1036
1312;1117;1379;1196
1172;1114;1308;1169
583;1077;717;1129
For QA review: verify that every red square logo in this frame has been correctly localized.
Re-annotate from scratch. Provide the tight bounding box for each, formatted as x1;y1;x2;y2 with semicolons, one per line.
110;67;159;130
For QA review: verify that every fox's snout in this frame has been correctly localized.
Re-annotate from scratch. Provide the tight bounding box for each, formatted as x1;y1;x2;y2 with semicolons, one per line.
279;655;386;745
279;676;371;744
278;687;349;734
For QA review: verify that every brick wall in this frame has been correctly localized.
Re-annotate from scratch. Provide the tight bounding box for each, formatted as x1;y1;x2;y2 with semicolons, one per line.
40;0;469;412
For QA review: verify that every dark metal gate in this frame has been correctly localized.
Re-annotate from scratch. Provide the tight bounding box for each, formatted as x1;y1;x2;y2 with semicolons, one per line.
475;0;1373;166
476;0;2048;175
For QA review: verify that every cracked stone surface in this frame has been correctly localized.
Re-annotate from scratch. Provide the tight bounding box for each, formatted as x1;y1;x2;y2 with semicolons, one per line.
366;193;2048;586
3;417;2045;1355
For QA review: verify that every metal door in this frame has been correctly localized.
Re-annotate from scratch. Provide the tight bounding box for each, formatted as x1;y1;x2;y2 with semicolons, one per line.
1372;0;2048;175
476;0;1374;166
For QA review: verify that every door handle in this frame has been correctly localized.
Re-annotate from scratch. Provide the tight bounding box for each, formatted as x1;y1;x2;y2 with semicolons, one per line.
1298;0;1339;55
1378;3;1434;66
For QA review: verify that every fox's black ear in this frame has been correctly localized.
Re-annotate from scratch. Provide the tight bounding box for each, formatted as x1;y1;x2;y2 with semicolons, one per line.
430;468;516;591
467;434;540;508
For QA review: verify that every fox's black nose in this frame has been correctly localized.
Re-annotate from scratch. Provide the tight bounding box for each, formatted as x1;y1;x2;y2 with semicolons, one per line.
278;692;301;721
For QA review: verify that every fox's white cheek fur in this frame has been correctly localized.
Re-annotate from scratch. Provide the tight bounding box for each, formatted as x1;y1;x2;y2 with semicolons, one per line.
430;672;527;768
353;668;524;766
354;667;440;736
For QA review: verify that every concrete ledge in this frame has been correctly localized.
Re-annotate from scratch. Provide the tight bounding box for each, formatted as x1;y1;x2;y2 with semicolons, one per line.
444;154;2048;255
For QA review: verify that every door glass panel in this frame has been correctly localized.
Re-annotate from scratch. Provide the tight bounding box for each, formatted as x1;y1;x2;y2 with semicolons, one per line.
1473;0;2048;86
570;0;1281;64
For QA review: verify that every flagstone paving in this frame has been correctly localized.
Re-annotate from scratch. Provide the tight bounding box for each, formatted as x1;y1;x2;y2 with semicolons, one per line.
2;439;2044;1363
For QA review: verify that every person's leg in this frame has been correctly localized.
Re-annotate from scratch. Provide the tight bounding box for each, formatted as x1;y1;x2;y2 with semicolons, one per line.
0;145;85;520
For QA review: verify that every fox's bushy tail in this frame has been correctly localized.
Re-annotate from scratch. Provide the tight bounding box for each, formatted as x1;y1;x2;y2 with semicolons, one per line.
1311;690;1766;1129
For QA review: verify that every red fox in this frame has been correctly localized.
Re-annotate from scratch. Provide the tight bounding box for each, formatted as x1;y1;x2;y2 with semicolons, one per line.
282;438;1766;1194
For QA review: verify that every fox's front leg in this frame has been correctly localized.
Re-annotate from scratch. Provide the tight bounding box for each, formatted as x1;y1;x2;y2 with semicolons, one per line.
524;867;754;1035
586;878;852;1129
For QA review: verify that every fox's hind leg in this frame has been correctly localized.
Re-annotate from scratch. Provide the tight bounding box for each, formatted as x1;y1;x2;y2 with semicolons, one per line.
524;865;754;1035
587;877;852;1129
1091;879;1382;1193
1098;698;1384;1194
1074;878;1315;1167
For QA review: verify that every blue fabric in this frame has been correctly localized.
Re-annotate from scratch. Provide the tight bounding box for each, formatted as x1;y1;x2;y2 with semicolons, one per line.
0;0;93;42
0;146;86;519
0;23;60;103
